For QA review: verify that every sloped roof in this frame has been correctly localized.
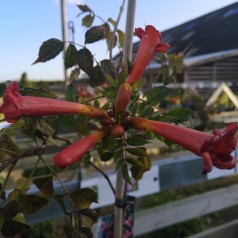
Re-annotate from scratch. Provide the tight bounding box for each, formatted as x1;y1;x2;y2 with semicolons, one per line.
133;2;238;58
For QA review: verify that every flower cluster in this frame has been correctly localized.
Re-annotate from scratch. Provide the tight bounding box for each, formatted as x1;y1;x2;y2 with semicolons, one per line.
0;25;237;174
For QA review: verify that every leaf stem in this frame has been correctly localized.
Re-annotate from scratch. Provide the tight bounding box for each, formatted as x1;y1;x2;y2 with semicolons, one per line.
88;161;115;195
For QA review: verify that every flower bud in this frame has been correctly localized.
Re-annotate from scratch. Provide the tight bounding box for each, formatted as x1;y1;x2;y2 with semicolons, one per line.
111;124;125;138
115;83;132;113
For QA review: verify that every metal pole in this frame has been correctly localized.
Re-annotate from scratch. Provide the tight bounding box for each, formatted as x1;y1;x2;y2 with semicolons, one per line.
60;0;69;88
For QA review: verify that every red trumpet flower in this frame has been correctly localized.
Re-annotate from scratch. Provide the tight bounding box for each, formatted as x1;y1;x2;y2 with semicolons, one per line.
115;83;132;113
131;117;238;174
126;25;170;84
0;82;108;123
53;128;109;169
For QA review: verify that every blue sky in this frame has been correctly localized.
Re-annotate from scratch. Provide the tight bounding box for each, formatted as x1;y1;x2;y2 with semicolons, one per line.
0;0;237;82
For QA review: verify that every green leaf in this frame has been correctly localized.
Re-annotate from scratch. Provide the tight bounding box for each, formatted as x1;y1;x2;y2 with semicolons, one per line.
0;201;19;220
122;164;134;187
141;105;154;118
104;137;122;151
33;176;54;199
100;59;116;79
78;208;98;228
106;31;117;51
77;4;92;13
159;108;193;123
32;38;64;64
77;48;94;75
115;159;124;172
99;151;114;162
127;147;147;157
130;157;151;180
117;29;124;48
1;220;32;236
145;86;170;106
70;188;97;210
85;25;106;44
90;64;106;86
118;65;127;84
102;87;118;101
36;118;54;137
126;157;145;167
54;195;67;214
65;79;77;102
15;177;30;194
69;67;81;83
0;135;21;158
57;114;89;135
18;195;48;214
82;14;94;28
127;136;149;146
65;43;78;69
107;17;116;27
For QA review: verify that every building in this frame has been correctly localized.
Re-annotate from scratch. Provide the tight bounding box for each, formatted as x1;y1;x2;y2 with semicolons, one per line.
133;2;238;92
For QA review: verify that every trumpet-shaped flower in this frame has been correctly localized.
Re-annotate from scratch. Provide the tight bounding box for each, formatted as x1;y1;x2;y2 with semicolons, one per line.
131;117;238;174
0;82;108;123
115;83;132;113
126;25;170;84
53;128;109;168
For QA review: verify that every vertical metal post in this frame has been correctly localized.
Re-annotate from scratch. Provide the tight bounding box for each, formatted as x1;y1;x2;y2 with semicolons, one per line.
60;0;69;88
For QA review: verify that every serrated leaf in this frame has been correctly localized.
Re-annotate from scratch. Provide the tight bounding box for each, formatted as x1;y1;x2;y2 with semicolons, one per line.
65;44;78;69
33;176;54;199
82;14;94;28
1;220;32;236
145;86;170;106
77;48;94;75
127;136;149;146
70;188;97;210
0;201;19;220
18;195;48;214
85;25;106;44
159;108;193;123
127;147;147;157
32;38;64;64
117;29;124;48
